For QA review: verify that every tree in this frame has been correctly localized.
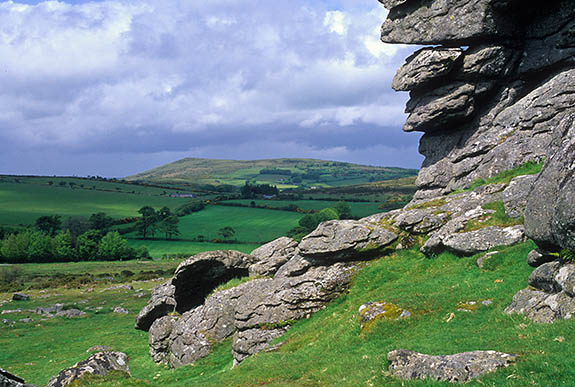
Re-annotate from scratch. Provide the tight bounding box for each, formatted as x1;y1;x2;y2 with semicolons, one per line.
77;230;101;260
89;212;114;232
64;217;91;237
98;231;131;261
28;232;55;261
1;232;31;262
136;206;159;239
55;230;76;260
35;215;62;236
218;226;235;239
158;215;180;240
333;201;352;220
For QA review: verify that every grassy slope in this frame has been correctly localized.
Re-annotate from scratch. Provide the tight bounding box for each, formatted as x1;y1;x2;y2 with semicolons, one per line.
3;240;575;386
126;158;417;188
0;180;189;226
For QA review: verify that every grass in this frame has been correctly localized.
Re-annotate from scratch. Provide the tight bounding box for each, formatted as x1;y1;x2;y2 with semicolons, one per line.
459;161;544;193
221;199;385;218
0;180;190;226
463;201;524;232
5;240;575;386
151;205;301;244
126;239;259;259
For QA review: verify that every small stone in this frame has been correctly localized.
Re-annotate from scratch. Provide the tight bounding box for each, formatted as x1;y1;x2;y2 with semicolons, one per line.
527;249;556;268
12;293;30;301
358;301;410;331
388;349;518;382
55;309;86;318
18;318;34;323
112;307;129;314
101;284;134;292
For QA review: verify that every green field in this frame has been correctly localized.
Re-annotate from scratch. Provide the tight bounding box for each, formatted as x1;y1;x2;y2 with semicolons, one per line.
222;199;385;218
127;239;259;258
3;241;575;386
0;178;191;226
127;158;418;189
126;205;302;246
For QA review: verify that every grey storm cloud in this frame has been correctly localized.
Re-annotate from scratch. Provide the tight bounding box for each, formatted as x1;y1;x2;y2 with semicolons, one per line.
0;0;421;176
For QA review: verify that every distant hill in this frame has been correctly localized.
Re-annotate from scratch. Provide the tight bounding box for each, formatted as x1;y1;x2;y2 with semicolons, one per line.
126;158;418;189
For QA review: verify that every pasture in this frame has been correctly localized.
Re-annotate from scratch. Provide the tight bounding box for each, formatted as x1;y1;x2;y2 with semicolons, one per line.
0;178;190;226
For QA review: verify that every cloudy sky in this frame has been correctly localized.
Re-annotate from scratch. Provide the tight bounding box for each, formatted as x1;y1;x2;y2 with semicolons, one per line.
0;0;420;177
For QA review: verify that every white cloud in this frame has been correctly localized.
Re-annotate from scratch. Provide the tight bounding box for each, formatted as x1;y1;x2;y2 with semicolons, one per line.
324;10;350;35
0;0;419;174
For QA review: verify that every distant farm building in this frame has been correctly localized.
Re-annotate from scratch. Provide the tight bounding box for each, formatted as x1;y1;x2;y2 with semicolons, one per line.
171;193;196;198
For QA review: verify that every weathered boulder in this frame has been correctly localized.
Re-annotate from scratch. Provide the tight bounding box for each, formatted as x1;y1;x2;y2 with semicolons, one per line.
298;220;397;261
135;281;176;331
524;114;575;252
440;225;525;256
155;285;244;368
528;261;562;293
358;301;410;331
47;352;130;387
232;328;287;365
378;0;409;10
392;47;463;91
505;288;575;323
503;174;537;218
0;368;31;387
527;248;556;268
249;237;298;277
171;250;256;313
403;82;475;133
148;316;178;364
387;349;518;382
232;262;356;363
380;0;517;45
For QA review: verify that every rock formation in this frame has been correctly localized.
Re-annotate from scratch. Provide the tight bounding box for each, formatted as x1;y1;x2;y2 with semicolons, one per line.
134;0;575;374
379;0;575;326
47;352;130;387
380;0;575;200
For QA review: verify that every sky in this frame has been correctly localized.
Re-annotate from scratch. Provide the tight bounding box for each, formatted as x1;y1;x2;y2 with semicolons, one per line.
0;0;421;177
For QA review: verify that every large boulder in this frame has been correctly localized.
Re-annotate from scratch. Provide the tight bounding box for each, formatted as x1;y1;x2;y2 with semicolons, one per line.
380;0;517;45
150;284;245;368
440;225;525;256
392;47;463;91
171;250;256;313
47;352;130;387
403;82;475;133
524;114;575;252
135;281;176;331
298;220;397;261
503;174;538;218
388;349;518;382
249;237;298;277
232;261;357;363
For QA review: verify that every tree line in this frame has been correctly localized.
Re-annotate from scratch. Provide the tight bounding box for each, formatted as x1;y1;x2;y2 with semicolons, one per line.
0;213;149;263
